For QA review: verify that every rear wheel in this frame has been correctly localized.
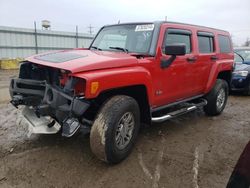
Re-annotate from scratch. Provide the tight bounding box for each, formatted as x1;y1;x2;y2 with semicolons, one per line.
90;95;140;164
204;79;228;116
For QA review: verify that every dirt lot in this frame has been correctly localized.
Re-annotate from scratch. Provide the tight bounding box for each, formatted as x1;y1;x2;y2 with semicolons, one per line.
0;70;250;188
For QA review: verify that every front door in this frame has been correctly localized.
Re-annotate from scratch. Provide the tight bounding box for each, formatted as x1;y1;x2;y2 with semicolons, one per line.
154;27;197;106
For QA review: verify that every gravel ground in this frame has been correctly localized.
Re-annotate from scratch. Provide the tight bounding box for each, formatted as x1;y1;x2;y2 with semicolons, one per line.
0;70;18;103
0;70;249;188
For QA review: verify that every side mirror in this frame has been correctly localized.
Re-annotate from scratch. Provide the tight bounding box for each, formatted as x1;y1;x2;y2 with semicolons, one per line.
161;44;186;69
165;44;186;56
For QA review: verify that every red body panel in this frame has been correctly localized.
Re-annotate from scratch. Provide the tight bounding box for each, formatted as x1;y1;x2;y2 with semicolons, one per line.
150;23;234;107
74;66;154;104
25;22;234;109
26;50;139;73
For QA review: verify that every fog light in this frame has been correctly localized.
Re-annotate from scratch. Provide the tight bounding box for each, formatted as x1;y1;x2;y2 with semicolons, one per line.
62;118;80;137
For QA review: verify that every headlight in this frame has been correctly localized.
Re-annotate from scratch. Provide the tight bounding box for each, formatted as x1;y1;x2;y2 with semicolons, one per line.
233;71;249;77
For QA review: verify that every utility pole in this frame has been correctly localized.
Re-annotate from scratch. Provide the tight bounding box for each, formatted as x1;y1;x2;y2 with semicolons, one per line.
87;24;94;35
34;21;38;54
76;25;79;48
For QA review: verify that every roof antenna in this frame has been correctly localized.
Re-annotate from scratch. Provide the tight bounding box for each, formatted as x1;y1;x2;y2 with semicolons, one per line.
165;16;167;21
118;20;120;24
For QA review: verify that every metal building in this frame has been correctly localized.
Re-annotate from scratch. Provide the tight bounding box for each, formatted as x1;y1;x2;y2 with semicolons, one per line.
0;26;95;59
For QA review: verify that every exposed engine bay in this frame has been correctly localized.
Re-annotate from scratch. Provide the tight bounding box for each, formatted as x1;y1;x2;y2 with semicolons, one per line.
9;62;91;137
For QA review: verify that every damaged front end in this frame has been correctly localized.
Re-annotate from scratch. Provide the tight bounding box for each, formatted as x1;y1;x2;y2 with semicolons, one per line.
10;62;91;137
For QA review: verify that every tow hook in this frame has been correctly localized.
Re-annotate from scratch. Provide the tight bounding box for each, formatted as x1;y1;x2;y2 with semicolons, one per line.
10;95;24;108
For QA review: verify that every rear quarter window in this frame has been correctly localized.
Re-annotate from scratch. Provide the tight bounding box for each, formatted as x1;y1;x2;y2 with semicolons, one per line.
218;35;231;53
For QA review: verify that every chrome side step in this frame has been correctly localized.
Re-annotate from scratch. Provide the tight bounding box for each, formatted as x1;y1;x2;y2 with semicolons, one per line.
151;99;207;123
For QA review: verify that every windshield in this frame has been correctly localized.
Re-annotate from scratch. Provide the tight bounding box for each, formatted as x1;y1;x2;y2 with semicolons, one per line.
90;24;154;54
234;49;250;63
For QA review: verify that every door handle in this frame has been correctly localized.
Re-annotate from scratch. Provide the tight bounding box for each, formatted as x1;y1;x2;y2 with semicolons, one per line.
210;56;218;61
187;57;197;62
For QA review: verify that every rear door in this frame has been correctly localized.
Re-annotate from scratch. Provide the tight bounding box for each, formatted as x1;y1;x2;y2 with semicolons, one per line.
194;31;216;92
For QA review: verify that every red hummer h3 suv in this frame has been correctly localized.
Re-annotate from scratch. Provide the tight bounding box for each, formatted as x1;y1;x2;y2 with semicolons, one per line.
10;21;234;163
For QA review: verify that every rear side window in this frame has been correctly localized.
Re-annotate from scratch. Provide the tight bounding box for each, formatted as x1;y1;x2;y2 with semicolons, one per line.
218;35;231;53
164;29;192;54
197;32;214;53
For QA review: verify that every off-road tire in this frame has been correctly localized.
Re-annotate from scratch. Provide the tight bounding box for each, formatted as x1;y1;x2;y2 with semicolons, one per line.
203;79;228;116
90;95;140;164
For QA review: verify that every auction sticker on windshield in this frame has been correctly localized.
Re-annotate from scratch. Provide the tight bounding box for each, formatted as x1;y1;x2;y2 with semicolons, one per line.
135;24;154;32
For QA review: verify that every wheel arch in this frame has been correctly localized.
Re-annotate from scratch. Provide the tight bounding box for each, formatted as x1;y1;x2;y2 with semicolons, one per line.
96;85;151;125
205;61;233;93
217;70;232;87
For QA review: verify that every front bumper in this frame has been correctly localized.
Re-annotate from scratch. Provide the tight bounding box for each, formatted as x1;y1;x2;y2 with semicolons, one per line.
231;75;250;91
10;78;90;118
20;106;61;137
10;78;90;136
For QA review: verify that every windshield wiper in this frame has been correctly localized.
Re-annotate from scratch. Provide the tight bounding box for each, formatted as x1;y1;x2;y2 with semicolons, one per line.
109;47;129;53
129;53;154;58
90;46;102;51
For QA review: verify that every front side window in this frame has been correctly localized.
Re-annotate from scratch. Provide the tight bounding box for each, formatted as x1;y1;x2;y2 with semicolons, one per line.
91;24;154;54
163;30;191;54
219;35;231;53
198;35;214;53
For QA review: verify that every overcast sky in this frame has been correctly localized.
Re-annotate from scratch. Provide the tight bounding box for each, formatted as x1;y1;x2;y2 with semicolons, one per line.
0;0;249;46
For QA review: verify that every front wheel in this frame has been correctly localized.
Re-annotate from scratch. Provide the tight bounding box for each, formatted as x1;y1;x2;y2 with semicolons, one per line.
203;79;229;116
90;95;140;164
